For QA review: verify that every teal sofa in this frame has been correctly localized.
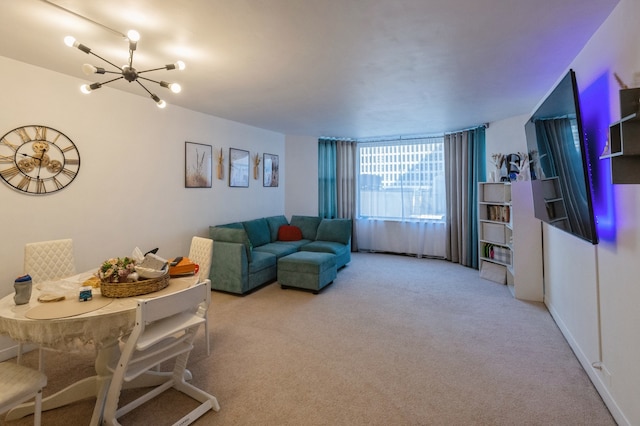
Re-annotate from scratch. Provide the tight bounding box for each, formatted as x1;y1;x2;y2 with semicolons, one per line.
208;215;351;295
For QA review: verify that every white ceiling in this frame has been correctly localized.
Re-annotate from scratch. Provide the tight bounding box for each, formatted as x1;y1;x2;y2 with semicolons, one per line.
0;0;618;139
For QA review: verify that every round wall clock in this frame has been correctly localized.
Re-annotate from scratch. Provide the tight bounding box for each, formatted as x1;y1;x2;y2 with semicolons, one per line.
0;125;80;195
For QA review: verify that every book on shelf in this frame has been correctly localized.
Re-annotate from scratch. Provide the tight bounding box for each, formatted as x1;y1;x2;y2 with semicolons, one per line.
482;243;511;265
487;205;510;222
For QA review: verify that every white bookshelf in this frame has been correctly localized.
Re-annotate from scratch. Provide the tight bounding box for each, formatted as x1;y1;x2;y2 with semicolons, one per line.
478;181;543;301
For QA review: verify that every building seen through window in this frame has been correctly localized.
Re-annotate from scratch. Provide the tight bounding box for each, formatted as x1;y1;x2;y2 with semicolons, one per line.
358;137;446;221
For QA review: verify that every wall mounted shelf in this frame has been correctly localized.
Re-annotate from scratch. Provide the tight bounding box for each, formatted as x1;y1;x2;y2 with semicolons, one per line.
600;88;640;183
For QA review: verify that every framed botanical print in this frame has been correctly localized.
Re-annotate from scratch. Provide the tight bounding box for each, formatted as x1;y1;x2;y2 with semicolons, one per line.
185;142;212;188
263;153;279;187
229;148;250;187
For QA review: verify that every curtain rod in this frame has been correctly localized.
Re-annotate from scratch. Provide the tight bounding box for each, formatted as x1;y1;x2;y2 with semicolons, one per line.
444;122;489;135
321;123;489;144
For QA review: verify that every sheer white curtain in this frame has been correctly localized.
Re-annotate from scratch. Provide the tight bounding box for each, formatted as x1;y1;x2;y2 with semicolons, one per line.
356;219;447;258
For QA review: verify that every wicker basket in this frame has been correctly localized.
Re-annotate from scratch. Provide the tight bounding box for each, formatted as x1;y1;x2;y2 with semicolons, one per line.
100;273;169;298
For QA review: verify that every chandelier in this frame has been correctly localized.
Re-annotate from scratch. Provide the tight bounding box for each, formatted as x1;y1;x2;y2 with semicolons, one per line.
64;30;185;108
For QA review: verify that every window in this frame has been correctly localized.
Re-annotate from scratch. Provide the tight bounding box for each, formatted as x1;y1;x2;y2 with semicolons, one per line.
358;137;446;221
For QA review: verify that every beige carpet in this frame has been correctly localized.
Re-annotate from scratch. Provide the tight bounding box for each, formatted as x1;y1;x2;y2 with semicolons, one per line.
2;252;615;425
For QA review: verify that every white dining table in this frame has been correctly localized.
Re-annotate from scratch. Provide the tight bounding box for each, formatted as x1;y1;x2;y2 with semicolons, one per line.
0;271;199;425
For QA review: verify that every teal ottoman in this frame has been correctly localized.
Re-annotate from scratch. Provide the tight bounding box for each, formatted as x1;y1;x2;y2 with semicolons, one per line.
278;252;337;294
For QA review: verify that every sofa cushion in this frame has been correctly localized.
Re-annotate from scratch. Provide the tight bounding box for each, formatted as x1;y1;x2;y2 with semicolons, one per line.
278;225;303;241
243;218;271;248
300;240;347;256
266;215;289;242
315;219;352;245
254;242;299;258
247;250;277;274
290;215;322;240
300;240;351;269
209;226;252;261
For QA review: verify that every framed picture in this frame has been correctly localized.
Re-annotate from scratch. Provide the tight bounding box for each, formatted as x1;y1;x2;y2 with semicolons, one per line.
263;153;279;187
229;148;250;187
185;142;212;188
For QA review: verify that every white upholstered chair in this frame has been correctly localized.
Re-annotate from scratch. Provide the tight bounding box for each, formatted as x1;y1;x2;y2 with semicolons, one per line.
24;239;76;284
0;362;47;426
102;281;219;426
20;238;77;370
188;236;213;356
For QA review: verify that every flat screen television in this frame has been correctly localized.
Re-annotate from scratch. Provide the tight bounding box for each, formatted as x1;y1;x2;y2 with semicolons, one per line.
524;69;598;244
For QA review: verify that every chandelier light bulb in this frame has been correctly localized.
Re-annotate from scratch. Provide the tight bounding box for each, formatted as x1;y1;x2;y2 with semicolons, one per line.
176;61;186;71
82;64;97;75
170;83;181;93
64;36;76;47
80;84;92;94
156;99;167;108
127;30;140;42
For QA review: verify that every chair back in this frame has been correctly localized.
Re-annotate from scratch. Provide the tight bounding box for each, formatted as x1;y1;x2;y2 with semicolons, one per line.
102;281;219;424
139;280;208;326
24;238;76;283
188;236;213;281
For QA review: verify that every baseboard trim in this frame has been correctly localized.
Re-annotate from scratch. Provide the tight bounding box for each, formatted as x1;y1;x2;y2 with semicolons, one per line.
0;342;37;362
546;301;630;426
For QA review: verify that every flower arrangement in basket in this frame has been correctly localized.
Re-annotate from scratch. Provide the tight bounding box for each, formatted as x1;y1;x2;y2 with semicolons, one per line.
97;255;169;298
98;257;137;283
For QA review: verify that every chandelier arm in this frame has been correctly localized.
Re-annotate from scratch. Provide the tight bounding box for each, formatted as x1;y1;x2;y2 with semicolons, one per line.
135;80;154;96
137;76;162;85
137;67;171;74
88;52;123;72
97;76;125;86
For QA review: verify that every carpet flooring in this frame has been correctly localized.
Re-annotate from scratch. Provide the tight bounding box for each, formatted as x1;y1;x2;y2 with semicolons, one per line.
1;252;615;425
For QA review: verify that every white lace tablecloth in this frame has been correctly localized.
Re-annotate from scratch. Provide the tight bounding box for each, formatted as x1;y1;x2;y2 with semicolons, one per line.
0;274;199;352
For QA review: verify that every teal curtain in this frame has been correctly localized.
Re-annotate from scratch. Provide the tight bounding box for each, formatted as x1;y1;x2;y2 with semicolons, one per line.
318;139;337;218
468;127;486;269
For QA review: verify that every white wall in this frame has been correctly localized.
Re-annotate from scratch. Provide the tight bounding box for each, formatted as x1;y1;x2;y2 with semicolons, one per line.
0;56;285;300
284;134;318;217
488;1;640;423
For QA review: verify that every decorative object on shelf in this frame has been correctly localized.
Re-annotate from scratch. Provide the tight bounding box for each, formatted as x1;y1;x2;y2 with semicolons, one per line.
263;153;279;187
64;30;185;108
489;151;532;182
253;153;261;180
217;148;224;180
528;149;546;180
229;148;249;187
185;142;212;188
0;125;80;195
613;71;629;89
490;153;505;181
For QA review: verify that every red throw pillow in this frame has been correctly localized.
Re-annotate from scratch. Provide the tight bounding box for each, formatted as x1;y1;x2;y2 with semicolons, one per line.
278;225;303;241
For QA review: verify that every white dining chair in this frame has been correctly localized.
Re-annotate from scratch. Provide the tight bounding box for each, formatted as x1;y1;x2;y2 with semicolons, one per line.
20;238;77;370
24;238;77;284
188;236;213;356
102;280;219;426
0;362;47;426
